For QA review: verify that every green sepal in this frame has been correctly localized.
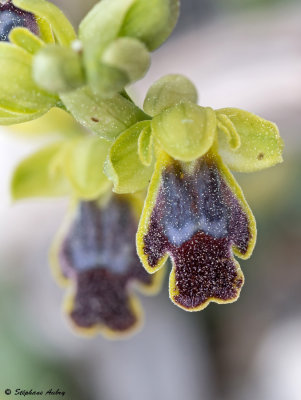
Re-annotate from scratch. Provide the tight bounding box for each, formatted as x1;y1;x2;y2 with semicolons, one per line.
33;45;85;93
63;136;111;200
0;107;46;125
60;86;149;141
138;125;153;166
13;0;76;46
11;142;70;200
216;108;284;172
102;37;151;82
104;121;155;193
8;108;85;138
152;103;216;162
120;0;180;51
143;74;198;116
9;27;44;54
0;43;57;119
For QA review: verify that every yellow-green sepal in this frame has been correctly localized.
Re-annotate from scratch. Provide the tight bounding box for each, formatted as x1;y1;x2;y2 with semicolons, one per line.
120;0;180;51
152;102;216;162
13;0;76;46
9;27;44;54
63;136;111;200
11;142;70;200
143;74;198;117
0;43;58;121
0;107;46;125
8;108;85;138
138;124;153;167
216;108;283;172
60;86;148;141
104;121;155;193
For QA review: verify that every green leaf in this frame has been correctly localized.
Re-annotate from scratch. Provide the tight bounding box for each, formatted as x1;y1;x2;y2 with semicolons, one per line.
9;27;44;54
152;103;216;162
120;0;180;51
11;142;70;200
0;43;57;117
104;121;154;193
138;125;153;166
143;74;198;116
33;45;85;93
216;108;284;172
13;0;76;46
60;86;149;141
63;137;111;200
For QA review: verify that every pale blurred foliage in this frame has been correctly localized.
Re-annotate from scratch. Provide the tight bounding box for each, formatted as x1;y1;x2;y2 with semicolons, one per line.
0;1;301;400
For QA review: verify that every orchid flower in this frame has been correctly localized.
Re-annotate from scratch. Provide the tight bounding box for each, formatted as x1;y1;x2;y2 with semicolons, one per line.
106;74;283;311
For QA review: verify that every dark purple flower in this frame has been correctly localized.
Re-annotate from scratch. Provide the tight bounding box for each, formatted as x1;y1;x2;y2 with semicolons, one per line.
137;149;256;311
52;195;163;338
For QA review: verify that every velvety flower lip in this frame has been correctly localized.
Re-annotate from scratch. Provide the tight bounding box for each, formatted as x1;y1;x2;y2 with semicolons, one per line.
137;148;256;311
0;1;39;41
51;194;163;338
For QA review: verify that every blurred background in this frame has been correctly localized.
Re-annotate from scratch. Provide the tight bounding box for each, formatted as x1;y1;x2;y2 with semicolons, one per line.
0;0;301;399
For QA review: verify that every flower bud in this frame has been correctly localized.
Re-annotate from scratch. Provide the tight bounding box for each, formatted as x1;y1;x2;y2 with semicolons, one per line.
33;45;85;93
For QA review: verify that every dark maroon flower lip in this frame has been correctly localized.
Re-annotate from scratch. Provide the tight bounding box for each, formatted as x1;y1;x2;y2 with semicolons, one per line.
0;1;39;42
51;195;163;337
137;149;256;311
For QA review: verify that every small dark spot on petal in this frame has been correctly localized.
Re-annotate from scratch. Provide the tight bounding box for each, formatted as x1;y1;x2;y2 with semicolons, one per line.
257;152;264;160
91;117;99;123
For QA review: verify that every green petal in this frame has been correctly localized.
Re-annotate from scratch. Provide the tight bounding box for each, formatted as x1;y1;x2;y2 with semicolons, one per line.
63;137;111;200
11;142;70;200
216;112;240;150
143;74;198;116
138;125;153;167
217;108;284;172
60;86;148;141
104;121;155;193
13;0;76;46
152;103;216;161
33;45;85;93
120;0;180;51
0;43;57;116
9;27;44;54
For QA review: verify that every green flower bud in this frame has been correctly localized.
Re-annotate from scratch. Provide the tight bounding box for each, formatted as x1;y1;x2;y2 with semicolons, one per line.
33;45;85;93
102;37;150;83
79;0;179;97
120;0;180;51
